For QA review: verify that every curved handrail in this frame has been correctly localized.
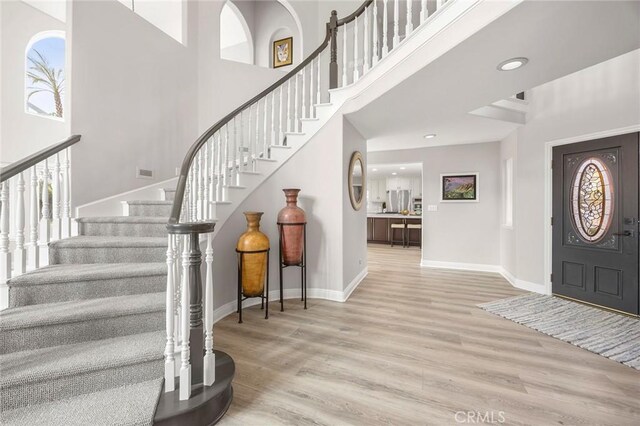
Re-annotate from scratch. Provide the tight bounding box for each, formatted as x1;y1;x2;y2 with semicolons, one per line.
167;24;332;232
0;135;81;182
337;0;373;26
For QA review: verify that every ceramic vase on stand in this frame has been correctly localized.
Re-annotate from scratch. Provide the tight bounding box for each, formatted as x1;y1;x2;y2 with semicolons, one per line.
277;189;306;265
236;212;269;298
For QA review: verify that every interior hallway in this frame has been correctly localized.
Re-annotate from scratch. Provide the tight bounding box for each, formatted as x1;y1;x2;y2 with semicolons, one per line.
215;245;640;425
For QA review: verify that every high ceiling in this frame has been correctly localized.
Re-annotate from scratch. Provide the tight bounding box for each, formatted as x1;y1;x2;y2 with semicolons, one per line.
346;0;640;152
367;162;422;178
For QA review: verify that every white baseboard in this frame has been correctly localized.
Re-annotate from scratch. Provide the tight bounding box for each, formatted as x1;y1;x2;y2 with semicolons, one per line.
420;259;502;273
420;259;547;295
342;267;368;302
499;268;547;294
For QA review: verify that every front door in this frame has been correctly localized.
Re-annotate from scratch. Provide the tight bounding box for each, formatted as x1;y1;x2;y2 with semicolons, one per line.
552;132;639;315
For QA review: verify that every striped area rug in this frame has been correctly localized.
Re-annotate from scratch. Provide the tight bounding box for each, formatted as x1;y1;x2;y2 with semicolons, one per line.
478;293;640;370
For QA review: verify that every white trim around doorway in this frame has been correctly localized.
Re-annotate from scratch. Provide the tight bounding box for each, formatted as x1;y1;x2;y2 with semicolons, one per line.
543;124;640;296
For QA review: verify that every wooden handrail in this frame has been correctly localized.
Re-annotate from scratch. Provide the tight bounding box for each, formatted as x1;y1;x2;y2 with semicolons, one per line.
0;135;81;183
167;25;332;231
337;0;373;26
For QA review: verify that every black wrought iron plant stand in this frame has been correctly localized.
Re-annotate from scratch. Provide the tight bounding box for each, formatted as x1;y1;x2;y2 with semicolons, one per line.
277;222;307;311
236;248;270;323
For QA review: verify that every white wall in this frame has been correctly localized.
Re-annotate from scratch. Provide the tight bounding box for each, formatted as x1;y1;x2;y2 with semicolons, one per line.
368;141;501;268
501;49;640;290
210;112;355;311
254;1;299;69
0;0;67;163
342;119;367;288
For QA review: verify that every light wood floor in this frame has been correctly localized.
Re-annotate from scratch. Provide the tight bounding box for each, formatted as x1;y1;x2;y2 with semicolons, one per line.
216;245;640;425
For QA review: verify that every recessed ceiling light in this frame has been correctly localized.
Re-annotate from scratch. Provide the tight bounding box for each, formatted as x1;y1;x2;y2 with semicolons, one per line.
400;167;406;170
391;172;397;176
424;134;436;139
497;57;528;71
372;168;378;171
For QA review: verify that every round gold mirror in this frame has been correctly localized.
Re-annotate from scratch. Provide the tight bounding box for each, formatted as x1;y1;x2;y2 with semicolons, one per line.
348;151;365;210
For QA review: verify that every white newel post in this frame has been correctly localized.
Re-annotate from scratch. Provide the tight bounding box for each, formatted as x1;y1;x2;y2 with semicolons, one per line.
61;149;71;238
203;232;215;386
179;234;191;400
28;166;39;270
0;181;11;308
51;153;61;240
14;173;26;275
406;0;414;35
39;159;50;264
421;0;429;23
165;234;176;392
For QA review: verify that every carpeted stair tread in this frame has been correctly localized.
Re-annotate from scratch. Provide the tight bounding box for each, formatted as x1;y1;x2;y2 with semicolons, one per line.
126;200;173;205
49;236;166;249
1;378;163;426
76;216;168;224
0;292;165;331
0;331;165;388
8;263;166;286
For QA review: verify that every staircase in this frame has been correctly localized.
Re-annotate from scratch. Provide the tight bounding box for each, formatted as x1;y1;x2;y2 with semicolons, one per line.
0;194;174;425
0;0;477;423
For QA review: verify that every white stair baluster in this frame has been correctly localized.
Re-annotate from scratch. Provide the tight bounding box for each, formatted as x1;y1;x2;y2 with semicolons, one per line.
437;0;443;12
253;102;259;170
373;0;380;65
294;74;300;132
271;90;277;148
364;6;370;74
61;149;71;238
216;132;224;202
342;23;348;87
393;0;400;48
193;152;200;221
263;96;269;157
164;233;176;392
223;125;230;195
208;138;216;216
39;159;50;264
316;56;321;105
406;0;414;35
179;234;191;400
353;15;360;81
28;166;39;270
238;112;245;174
280;84;286;143
199;149;206;220
232;116;238;185
286;79;293;133
14;173;26;275
382;0;389;56
203;232;215;386
51;154;61;240
421;0;428;23
0;182;11;288
301;66;307;119
309;59;315;116
204;142;211;219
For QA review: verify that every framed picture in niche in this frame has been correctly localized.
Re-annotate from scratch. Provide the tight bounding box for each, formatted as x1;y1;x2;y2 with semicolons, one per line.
440;173;479;202
273;37;293;68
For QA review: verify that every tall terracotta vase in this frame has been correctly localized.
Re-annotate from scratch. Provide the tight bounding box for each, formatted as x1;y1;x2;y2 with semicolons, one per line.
277;189;306;266
237;212;269;297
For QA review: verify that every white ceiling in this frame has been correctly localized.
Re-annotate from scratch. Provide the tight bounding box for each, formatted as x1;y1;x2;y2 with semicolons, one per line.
346;0;640;152
368;162;422;179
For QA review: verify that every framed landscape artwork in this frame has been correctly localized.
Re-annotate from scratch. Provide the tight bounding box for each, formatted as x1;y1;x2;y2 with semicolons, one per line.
440;173;479;202
273;37;293;68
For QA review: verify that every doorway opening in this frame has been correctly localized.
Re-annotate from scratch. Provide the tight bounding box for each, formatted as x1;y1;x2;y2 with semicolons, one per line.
366;162;423;259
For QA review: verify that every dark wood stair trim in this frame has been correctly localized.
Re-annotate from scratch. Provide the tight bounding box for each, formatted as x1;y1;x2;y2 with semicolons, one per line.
154;350;235;426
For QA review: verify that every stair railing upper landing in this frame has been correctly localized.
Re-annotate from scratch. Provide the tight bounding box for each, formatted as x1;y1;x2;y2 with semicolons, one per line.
164;0;452;403
0;135;82;309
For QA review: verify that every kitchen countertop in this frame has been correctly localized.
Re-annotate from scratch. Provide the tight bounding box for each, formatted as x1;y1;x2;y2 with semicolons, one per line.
367;213;422;219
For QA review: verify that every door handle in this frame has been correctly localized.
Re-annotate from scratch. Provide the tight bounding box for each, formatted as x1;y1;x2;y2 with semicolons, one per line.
613;231;633;237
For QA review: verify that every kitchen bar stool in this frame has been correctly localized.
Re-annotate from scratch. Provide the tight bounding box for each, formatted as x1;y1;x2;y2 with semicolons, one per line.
407;223;422;248
390;222;406;247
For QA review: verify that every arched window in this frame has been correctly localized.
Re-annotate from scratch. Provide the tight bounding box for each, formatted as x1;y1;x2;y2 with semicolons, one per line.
220;2;254;65
25;31;65;120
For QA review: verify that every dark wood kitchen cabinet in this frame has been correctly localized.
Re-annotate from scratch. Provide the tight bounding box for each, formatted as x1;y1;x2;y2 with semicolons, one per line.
367;217;422;245
371;218;389;242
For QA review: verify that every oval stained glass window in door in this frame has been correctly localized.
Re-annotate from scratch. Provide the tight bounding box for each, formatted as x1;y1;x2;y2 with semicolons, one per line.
570;158;614;242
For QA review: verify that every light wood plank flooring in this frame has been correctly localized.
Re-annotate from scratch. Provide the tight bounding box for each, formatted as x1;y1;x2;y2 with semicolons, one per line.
216;245;640;425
